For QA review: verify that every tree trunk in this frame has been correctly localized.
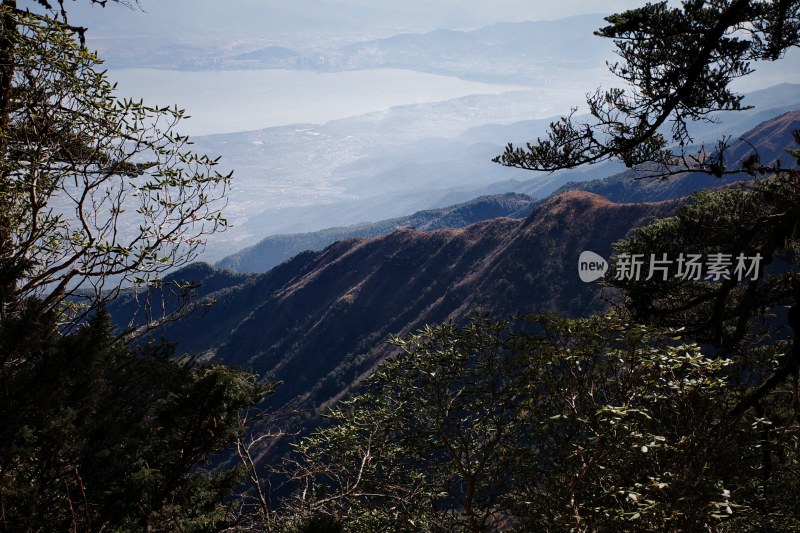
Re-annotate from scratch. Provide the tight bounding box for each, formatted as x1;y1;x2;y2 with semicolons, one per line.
0;0;16;319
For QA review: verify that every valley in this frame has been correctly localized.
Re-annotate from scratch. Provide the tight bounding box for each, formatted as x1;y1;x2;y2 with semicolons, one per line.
7;2;800;528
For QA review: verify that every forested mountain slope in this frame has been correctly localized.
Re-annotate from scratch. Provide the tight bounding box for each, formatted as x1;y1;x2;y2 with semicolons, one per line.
110;107;800;446
145;191;679;414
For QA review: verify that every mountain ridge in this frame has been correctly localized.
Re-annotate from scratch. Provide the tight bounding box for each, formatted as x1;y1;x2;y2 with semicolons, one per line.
146;190;680;417
216;192;534;273
188;15;614;82
193;84;800;261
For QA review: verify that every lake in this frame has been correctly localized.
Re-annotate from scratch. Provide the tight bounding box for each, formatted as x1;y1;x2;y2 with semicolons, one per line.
107;68;528;136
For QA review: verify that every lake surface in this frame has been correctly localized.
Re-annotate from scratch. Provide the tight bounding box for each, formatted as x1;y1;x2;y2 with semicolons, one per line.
108;68;528;136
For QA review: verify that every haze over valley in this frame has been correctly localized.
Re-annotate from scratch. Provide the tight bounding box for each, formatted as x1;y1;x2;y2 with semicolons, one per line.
46;1;799;263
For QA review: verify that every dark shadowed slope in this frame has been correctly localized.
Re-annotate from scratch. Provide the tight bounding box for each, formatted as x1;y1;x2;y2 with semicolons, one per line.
152;191;680;414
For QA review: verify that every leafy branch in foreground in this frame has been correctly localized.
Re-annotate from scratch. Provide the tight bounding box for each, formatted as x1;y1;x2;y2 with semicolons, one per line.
607;172;800;419
284;314;799;532
494;0;800;176
0;4;290;532
0;6;231;323
493;0;800;487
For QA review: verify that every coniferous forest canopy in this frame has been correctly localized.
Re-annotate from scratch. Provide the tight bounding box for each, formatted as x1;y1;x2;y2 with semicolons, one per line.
1;0;800;531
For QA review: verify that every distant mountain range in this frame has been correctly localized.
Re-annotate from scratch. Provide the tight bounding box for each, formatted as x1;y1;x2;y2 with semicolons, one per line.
214;103;800;273
74;1;614;70
217;193;534;273
90;10;615;83
215;15;613;84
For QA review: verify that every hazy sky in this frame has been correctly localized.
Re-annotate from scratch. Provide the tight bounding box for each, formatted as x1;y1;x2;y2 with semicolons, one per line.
55;0;678;40
77;0;797;137
360;0;674;23
65;0;660;20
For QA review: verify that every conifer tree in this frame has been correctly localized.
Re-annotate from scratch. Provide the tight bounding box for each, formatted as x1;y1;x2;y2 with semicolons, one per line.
0;305;274;531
